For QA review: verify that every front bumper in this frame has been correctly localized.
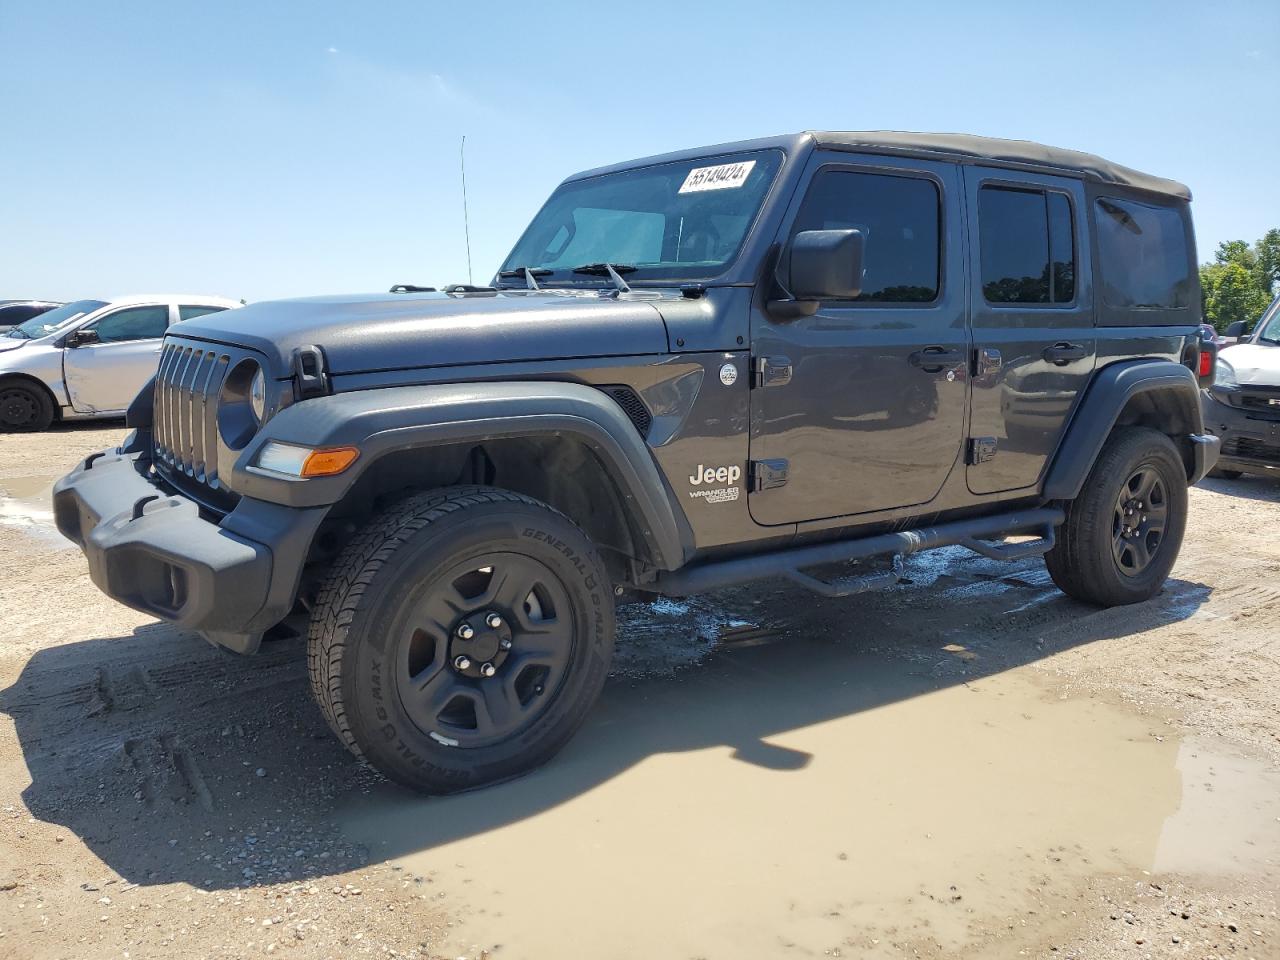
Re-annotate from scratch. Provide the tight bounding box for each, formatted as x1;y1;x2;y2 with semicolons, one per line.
53;449;325;653
1201;391;1280;475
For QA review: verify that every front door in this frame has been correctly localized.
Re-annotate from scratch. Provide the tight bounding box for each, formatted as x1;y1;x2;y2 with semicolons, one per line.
749;154;969;526
962;168;1095;494
63;304;171;413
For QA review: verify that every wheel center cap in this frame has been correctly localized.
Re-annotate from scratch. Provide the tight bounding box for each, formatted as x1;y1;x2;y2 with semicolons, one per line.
449;611;513;678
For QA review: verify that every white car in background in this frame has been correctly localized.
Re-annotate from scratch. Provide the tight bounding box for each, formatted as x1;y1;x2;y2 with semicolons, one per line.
0;294;241;431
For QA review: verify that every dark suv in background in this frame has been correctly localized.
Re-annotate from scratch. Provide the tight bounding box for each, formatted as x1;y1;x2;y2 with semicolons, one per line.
54;132;1218;793
0;300;62;334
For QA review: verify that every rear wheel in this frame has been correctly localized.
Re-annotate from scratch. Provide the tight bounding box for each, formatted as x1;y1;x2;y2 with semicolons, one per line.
308;486;614;794
1046;427;1187;607
0;381;54;431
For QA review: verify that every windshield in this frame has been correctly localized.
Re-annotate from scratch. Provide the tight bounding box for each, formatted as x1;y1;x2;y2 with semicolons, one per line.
6;299;107;339
498;150;784;286
1256;294;1280;344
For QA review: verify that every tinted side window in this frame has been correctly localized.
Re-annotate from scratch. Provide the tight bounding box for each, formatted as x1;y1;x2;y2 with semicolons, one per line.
792;170;940;302
92;306;170;343
1094;197;1191;309
179;305;228;321
979;186;1075;304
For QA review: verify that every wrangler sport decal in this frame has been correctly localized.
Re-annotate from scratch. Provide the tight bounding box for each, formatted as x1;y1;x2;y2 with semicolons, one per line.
688;463;742;504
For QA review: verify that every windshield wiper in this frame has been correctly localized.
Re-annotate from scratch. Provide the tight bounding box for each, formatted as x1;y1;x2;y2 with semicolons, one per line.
571;262;636;293
497;266;552;290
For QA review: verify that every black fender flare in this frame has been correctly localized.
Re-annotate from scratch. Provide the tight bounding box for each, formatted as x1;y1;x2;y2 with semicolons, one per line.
227;381;691;570
1043;359;1212;501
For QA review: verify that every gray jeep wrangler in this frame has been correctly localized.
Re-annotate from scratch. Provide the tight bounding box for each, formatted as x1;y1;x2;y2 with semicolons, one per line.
54;132;1220;793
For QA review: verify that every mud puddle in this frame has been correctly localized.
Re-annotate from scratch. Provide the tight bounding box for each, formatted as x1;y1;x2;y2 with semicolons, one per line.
336;637;1280;960
0;474;65;546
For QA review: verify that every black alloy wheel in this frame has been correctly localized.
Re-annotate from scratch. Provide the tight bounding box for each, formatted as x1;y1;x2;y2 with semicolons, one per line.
397;552;576;749
1111;467;1168;575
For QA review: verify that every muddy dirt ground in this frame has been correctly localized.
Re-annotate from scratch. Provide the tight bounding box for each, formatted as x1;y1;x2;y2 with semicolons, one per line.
1;423;1278;960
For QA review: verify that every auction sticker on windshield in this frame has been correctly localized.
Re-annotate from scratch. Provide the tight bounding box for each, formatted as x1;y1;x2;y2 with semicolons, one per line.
679;160;756;193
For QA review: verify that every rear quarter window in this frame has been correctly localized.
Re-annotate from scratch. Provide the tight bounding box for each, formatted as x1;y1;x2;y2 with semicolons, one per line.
1094;197;1193;309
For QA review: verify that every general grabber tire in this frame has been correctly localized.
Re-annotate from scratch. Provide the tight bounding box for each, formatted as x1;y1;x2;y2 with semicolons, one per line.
307;486;615;794
1045;427;1188;607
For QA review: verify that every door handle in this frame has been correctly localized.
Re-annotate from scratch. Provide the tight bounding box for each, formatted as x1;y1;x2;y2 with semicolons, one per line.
1043;342;1087;365
908;348;964;370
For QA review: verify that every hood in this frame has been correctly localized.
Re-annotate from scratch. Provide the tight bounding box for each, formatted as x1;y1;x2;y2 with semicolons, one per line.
0;338;26;353
1218;342;1280;386
170;290;671;375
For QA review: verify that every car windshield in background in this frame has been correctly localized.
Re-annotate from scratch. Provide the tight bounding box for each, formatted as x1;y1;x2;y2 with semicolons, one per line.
498;150;784;285
6;299;106;339
1256;296;1280;344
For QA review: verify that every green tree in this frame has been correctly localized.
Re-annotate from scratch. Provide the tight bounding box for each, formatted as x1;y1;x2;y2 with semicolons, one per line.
1202;260;1271;330
1216;239;1256;270
1254;228;1280;293
1199;229;1279;331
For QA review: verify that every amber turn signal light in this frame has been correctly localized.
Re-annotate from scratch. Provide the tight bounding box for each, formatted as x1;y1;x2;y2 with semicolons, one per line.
300;446;360;477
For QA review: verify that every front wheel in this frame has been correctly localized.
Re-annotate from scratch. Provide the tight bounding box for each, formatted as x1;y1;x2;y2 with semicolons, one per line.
308;486;614;794
1045;427;1188;607
0;380;54;431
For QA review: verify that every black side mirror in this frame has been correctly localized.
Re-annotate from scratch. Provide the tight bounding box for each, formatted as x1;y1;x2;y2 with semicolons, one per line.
1223;320;1249;340
768;229;864;320
66;328;100;348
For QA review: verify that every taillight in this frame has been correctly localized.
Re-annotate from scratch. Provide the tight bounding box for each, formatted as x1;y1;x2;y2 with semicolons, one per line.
1198;349;1213;378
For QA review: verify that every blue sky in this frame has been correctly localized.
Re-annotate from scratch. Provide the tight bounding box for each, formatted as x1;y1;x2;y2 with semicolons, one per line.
2;0;1277;303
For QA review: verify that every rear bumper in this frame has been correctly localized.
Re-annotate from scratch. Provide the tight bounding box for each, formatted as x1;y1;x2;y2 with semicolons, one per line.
53;450;324;653
1200;392;1280;475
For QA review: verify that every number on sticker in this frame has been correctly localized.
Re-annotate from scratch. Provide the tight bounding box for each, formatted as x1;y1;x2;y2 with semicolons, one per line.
678;160;757;194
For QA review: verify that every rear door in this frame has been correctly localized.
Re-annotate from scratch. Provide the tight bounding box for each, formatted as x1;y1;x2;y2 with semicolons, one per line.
748;153;969;525
963;169;1095;494
63;303;172;413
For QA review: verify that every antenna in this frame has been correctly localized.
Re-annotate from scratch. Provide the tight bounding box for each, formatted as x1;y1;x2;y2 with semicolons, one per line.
460;135;473;285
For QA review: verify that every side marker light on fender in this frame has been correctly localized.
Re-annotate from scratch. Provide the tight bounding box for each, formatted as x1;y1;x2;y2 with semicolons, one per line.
302;446;360;477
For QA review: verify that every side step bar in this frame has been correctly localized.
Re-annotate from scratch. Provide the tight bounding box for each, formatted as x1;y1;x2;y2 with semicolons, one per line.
649;507;1064;597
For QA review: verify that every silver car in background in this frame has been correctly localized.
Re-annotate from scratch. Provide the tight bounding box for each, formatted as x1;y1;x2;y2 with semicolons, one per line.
0;294;240;431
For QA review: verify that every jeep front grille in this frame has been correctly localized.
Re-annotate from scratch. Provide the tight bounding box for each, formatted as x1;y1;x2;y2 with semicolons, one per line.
152;336;269;512
154;342;230;486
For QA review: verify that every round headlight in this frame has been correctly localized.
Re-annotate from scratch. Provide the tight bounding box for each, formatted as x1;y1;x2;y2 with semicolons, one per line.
219;359;266;450
250;368;267;423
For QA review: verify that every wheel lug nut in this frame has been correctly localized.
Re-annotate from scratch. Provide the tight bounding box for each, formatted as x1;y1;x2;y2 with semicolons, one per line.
485;612;503;629
454;655;471;671
499;638;512;650
456;623;474;640
480;662;497;678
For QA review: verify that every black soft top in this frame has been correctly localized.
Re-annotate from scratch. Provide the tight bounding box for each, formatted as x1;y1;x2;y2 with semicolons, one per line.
569;131;1190;202
811;131;1190;201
